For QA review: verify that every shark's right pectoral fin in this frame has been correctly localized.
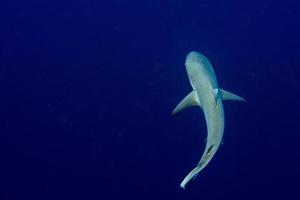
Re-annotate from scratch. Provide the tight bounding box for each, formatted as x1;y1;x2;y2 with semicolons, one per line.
172;90;201;115
221;89;247;102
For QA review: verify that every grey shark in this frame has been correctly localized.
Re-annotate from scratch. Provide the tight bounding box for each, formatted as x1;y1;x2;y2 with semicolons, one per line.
172;51;246;189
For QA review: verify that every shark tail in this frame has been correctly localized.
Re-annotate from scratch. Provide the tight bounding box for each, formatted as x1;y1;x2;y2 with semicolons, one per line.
180;166;203;189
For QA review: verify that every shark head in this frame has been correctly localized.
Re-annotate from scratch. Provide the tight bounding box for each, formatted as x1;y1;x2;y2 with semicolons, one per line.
185;51;218;89
185;51;204;76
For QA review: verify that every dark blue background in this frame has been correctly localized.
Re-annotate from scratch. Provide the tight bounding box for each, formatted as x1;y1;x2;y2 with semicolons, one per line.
0;0;299;199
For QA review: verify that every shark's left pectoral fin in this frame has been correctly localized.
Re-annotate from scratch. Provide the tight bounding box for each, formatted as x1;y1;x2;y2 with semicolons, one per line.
172;90;201;115
221;89;246;102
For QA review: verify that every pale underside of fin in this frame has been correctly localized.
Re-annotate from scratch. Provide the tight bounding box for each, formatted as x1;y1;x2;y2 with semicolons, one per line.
220;89;246;102
172;90;201;115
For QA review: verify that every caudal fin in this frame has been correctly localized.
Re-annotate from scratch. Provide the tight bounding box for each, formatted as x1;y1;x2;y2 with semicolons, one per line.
180;166;202;189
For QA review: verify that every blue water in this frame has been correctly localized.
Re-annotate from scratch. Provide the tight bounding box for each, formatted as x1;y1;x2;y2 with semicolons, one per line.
0;0;299;199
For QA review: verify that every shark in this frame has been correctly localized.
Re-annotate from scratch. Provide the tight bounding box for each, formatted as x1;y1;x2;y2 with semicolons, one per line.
172;51;246;189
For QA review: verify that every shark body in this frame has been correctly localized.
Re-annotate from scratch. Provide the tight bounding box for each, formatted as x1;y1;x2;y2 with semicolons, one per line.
172;51;245;189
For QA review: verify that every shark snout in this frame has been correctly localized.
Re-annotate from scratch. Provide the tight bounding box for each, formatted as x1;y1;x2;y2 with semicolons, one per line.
185;51;202;66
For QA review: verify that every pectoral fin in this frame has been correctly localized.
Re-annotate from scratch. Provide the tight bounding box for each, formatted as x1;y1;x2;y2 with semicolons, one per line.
172;90;201;115
221;89;246;102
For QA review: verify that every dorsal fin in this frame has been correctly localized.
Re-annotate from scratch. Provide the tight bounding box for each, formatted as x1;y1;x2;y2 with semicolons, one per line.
213;88;222;104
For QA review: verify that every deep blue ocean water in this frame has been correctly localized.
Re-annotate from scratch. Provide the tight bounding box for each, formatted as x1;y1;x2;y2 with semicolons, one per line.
0;0;300;199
